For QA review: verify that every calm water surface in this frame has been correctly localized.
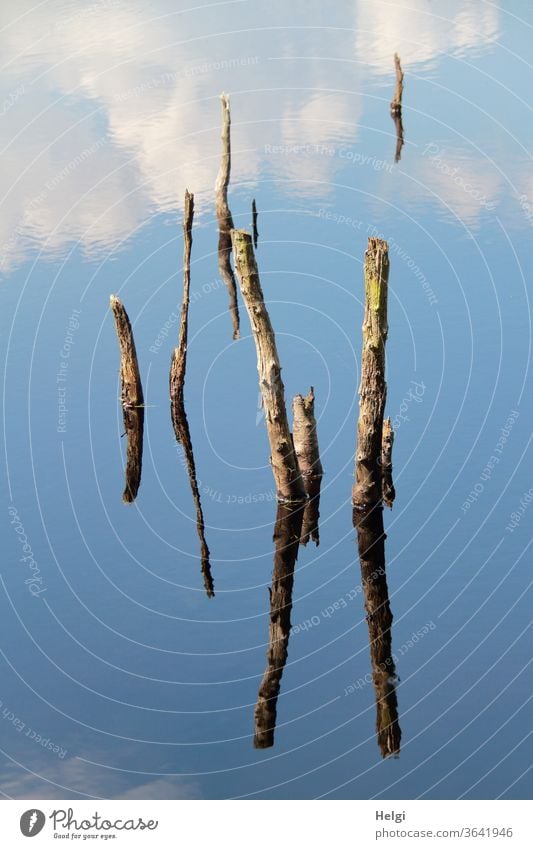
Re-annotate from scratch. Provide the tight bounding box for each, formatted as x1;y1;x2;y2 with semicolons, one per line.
1;0;532;799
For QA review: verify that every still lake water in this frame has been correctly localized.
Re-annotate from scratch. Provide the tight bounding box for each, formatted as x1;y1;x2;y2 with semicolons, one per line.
1;0;532;799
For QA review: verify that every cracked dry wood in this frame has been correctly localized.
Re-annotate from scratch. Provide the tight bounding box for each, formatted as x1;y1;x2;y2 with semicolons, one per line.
381;416;396;509
292;387;323;545
110;295;144;503
390;53;404;115
170;190;214;598
352;237;390;516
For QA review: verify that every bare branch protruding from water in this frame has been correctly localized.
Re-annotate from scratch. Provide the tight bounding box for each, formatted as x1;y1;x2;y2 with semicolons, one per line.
352;238;389;515
352;238;401;756
170;190;214;598
232;229;307;504
110;295;144;503
390;54;405;162
215;93;240;339
390;53;404;114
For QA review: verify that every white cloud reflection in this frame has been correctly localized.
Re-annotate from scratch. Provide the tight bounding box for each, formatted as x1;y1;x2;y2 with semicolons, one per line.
0;0;502;270
0;754;201;799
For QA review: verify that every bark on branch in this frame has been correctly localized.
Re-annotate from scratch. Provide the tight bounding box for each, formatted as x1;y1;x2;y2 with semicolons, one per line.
381;416;395;509
352;237;400;756
390;53;404;115
170;190;214;598
215;93;240;340
352;238;389;515
292;387;323;545
110;295;144;503
231;228;307;503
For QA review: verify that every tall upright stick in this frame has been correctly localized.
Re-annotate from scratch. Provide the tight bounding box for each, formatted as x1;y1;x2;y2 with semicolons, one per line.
352;237;401;757
352;238;389;514
231;229;306;504
390;53;404;115
390;54;405;162
215;93;240;340
292;387;323;545
110;295;144;503
171;189;194;410
170;191;214;598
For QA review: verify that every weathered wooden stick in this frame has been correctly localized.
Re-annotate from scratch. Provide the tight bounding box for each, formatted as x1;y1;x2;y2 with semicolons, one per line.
355;507;401;757
352;237;389;516
292;387;323;545
253;501;304;748
170;191;214;598
352;237;400;756
171;410;214;598
110;295;144;503
381;416;395;509
390;53;404;115
171;189;194;410
231;229;307;503
215;93;240;340
252;197;259;249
